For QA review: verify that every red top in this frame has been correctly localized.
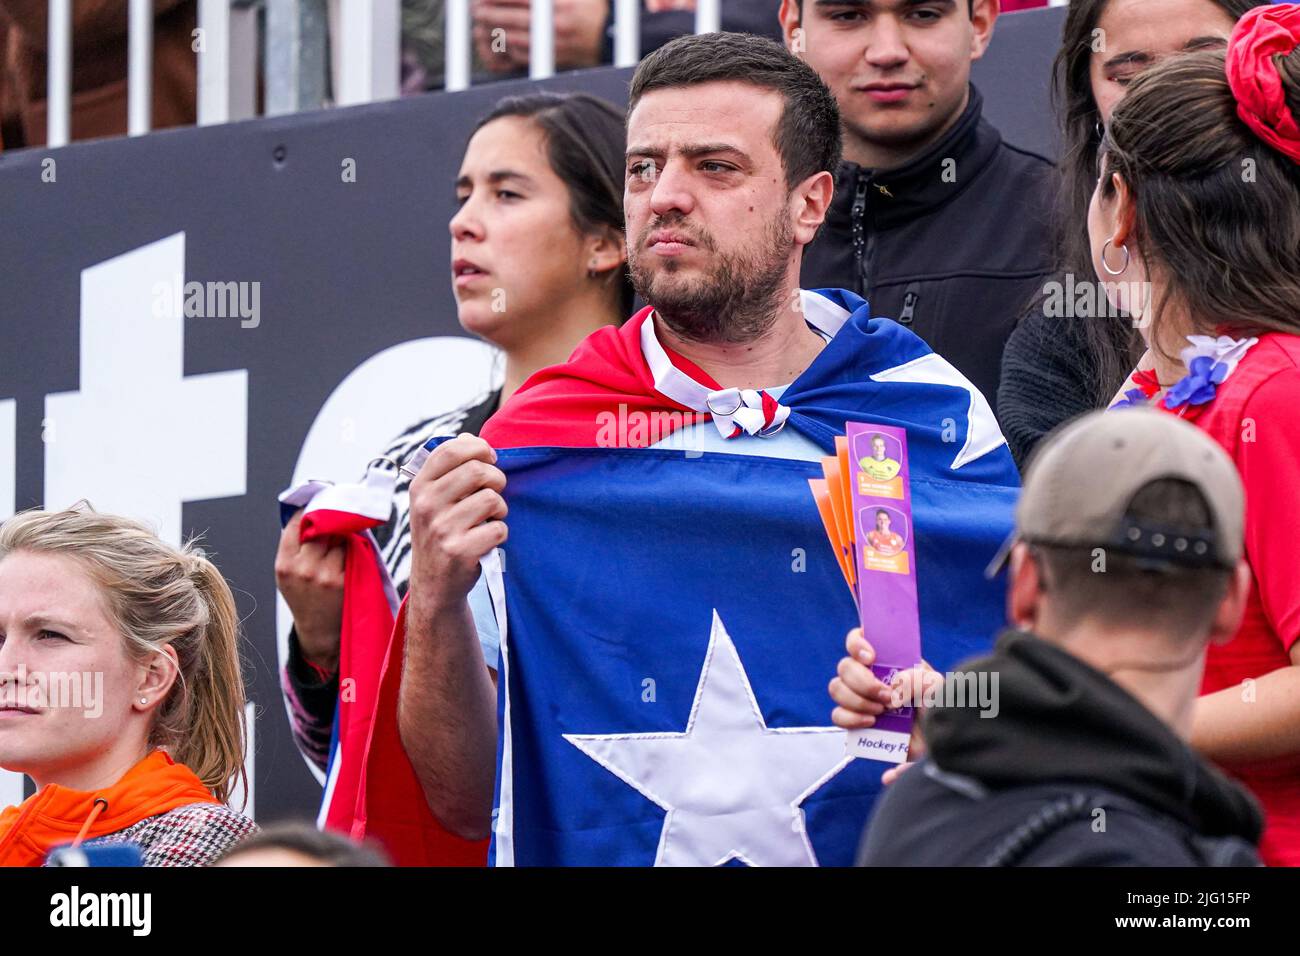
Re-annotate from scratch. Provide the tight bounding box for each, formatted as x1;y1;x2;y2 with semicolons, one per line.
1168;333;1300;866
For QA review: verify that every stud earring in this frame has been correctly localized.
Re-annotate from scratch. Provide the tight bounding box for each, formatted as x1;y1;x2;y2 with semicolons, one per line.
139;697;147;705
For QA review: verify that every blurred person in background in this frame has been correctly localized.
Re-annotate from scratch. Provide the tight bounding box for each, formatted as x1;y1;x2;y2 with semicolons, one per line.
0;0;639;145
0;505;256;867
471;0;784;79
0;0;197;149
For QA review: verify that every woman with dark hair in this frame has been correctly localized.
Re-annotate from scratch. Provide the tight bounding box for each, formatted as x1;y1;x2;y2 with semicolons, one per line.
1086;4;1300;865
275;91;632;775
998;0;1265;469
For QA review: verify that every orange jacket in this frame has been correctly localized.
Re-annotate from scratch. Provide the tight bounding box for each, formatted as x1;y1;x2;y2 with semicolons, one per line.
0;750;216;867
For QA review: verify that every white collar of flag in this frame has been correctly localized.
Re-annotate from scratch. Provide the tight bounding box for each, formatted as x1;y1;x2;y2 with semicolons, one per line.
278;460;398;526
641;290;851;440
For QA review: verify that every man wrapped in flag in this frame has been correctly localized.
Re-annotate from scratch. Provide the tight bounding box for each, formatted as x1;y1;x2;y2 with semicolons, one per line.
377;33;1020;866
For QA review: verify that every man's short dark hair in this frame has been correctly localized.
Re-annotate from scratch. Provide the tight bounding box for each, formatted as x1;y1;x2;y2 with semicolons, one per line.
627;32;842;191
219;821;390;866
1032;479;1233;636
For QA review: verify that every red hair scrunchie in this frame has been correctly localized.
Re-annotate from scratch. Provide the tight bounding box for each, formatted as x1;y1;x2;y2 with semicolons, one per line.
1226;3;1300;164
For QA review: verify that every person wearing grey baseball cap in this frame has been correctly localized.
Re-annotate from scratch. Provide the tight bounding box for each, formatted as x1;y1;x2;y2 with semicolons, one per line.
982;404;1247;580
841;409;1263;865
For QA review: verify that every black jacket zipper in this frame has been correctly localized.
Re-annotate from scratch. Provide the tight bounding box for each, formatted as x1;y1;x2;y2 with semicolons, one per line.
850;173;872;296
898;282;920;325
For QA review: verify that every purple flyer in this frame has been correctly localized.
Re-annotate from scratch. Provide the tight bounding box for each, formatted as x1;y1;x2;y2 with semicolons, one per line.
845;423;922;764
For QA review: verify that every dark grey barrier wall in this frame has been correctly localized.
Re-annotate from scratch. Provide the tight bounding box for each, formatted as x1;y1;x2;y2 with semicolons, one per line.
0;7;1064;821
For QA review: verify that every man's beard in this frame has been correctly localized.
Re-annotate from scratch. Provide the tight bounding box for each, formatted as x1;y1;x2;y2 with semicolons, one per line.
628;209;794;345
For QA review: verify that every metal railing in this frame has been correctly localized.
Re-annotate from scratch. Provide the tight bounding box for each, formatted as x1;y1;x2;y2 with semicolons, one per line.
42;0;725;145
197;0;259;126
42;0;735;145
41;0;1068;146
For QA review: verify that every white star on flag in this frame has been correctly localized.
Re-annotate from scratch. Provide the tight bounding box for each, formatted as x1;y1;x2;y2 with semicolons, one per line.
564;610;852;866
870;351;1005;469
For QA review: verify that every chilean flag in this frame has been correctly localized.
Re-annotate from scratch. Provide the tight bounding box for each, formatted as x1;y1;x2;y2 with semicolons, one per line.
278;472;488;866
365;289;1019;865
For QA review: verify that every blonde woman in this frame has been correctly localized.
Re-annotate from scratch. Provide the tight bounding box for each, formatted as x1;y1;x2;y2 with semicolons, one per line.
0;505;257;866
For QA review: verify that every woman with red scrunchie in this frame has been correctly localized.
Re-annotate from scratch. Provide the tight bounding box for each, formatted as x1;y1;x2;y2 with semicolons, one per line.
1228;2;1300;164
1091;2;1300;865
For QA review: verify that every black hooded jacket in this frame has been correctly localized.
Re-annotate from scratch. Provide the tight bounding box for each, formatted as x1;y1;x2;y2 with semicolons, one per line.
858;630;1263;866
800;87;1055;415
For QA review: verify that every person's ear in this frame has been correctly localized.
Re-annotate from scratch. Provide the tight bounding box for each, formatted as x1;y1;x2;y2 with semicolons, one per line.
135;644;179;712
792;170;835;247
584;226;627;277
970;0;1000;61
1007;542;1042;631
1110;171;1137;250
778;0;802;53
1209;560;1253;646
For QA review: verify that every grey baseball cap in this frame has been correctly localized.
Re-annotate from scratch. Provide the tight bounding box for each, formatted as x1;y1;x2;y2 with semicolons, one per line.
986;409;1244;577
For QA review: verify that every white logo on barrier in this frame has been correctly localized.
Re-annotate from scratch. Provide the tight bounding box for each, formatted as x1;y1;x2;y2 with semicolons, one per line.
44;232;247;545
229;700;256;815
276;336;498;783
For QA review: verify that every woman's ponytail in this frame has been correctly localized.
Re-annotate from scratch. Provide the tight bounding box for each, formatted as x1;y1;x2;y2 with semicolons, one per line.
169;551;249;805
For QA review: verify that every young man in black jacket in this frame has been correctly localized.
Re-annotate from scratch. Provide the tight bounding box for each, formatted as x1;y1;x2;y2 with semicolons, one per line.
833;410;1263;866
781;0;1053;413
